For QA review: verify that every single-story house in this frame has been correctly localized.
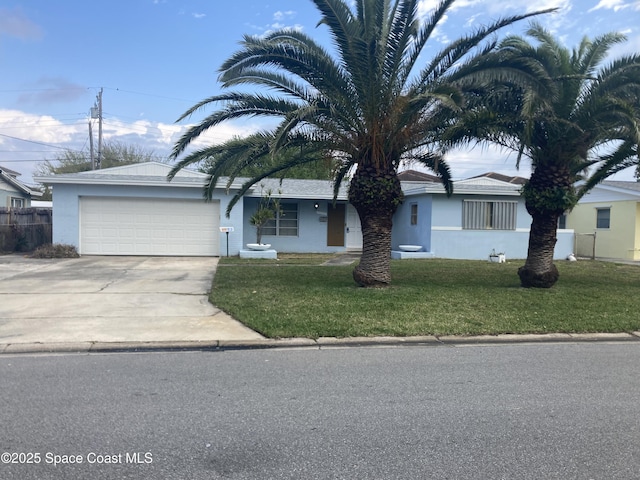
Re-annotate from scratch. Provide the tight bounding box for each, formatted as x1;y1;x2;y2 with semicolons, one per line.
393;171;573;260
1;165;42;208
567;181;640;261
36;162;574;259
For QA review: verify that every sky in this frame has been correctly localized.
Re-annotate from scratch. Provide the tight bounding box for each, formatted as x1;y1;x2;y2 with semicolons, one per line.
1;0;639;185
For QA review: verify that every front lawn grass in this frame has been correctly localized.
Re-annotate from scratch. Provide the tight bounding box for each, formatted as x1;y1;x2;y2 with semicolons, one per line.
212;256;640;338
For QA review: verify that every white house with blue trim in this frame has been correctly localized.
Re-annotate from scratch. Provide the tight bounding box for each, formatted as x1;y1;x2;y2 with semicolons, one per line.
36;162;573;260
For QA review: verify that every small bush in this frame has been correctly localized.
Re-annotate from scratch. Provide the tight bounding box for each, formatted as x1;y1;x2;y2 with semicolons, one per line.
31;243;80;258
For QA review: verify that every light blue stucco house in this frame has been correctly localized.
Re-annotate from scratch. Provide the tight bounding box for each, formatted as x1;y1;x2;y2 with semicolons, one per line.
36;162;573;259
393;172;573;260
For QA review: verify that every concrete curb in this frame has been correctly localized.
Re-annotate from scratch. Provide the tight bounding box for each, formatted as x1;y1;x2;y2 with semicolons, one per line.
1;332;639;355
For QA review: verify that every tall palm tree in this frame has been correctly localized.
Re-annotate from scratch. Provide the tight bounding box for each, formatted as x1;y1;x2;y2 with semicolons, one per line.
169;0;551;287
510;26;639;287
448;24;640;288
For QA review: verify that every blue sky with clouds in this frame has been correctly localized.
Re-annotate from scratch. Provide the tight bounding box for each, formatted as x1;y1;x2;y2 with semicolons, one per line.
1;0;639;183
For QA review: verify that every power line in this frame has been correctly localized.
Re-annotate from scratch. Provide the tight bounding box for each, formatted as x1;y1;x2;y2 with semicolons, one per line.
103;87;196;104
0;133;72;151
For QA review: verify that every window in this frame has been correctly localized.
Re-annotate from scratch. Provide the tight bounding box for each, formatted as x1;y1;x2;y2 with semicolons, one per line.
10;197;25;208
263;202;298;236
558;213;567;230
596;208;610;229
410;203;418;225
463;200;517;230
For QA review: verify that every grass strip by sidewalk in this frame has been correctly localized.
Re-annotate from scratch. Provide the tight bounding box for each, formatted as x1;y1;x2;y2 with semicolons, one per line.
212;256;640;339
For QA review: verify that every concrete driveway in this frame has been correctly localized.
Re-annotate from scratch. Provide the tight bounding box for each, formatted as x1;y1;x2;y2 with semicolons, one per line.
0;255;263;346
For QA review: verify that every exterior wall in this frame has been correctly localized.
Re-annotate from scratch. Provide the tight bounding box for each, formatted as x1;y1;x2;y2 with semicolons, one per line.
51;183;244;256
568;200;638;260
391;196;432;251
428;194;573;260
242;197;347;253
0;182;31;208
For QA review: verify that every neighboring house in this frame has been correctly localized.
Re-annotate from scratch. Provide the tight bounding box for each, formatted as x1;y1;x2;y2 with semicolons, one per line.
568;181;640;261
0;165;42;208
393;171;573;260
36;162;574;259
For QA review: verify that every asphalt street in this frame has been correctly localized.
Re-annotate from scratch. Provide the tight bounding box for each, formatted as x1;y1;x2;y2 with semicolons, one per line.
1;343;639;479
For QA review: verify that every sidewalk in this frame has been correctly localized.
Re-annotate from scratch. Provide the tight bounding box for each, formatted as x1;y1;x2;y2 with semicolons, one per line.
2;254;639;355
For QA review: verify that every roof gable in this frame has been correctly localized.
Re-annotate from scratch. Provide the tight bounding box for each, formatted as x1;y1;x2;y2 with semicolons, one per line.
466;172;527;185
0;166;40;197
398;170;440;182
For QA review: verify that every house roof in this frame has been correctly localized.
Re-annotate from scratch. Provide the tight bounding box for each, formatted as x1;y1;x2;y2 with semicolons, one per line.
575;180;640;203
0;165;42;197
401;171;524;197
397;169;440;182
35;161;524;199
601;180;640;193
243;177;350;200
35;162;246;190
467;172;528;185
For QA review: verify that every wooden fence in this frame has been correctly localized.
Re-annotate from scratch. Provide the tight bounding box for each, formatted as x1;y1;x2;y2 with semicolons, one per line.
0;207;52;252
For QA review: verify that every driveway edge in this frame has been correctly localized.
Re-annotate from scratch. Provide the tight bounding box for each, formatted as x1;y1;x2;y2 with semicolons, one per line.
1;332;640;354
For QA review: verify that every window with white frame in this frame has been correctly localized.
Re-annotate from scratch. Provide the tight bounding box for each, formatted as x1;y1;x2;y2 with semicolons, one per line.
596;207;610;229
463;200;517;230
558;213;567;229
263;202;298;236
10;197;25;208
410;203;418;225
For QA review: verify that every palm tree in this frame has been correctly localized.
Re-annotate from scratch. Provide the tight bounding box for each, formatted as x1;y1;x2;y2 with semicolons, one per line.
169;0;552;287
448;24;640;288
511;26;640;287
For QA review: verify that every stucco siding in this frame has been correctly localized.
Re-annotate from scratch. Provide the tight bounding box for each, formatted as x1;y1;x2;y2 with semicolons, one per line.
0;184;31;207
427;194;572;260
52;183;244;256
242;197;347;253
392;195;432;251
569;200;637;260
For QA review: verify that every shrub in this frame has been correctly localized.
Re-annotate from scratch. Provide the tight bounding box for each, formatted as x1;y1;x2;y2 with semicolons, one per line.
30;243;80;258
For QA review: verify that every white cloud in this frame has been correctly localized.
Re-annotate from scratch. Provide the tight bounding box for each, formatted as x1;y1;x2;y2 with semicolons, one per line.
0;110;80;146
0;108;268;183
192;12;206;19
273;10;296;21
588;0;634;12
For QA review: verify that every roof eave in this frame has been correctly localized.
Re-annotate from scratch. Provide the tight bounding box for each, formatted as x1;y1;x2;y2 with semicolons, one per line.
33;176;246;190
403;186;522;196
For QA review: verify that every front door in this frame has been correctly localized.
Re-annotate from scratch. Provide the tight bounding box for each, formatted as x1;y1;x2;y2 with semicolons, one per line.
327;203;345;247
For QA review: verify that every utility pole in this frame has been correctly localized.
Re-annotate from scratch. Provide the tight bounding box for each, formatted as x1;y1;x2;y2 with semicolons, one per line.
89;120;95;169
96;88;103;169
89;88;103;169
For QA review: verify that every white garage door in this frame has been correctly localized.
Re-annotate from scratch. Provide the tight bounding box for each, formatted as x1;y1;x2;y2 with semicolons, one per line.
80;197;219;256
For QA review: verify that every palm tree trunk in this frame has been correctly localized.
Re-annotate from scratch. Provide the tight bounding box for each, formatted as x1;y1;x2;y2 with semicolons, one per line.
518;210;560;288
518;166;571;288
353;209;394;286
349;165;403;287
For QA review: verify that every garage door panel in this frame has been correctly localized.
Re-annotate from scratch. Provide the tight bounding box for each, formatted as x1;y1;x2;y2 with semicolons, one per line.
80;197;219;256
